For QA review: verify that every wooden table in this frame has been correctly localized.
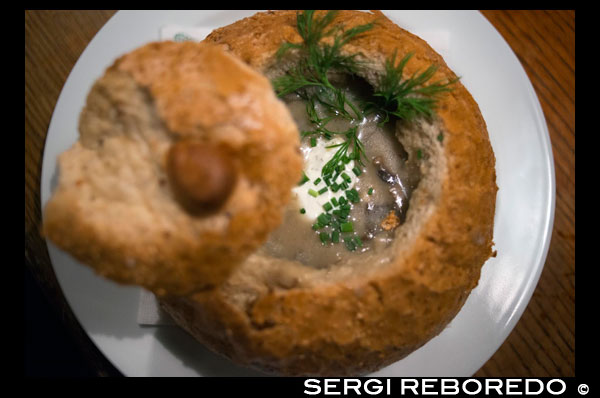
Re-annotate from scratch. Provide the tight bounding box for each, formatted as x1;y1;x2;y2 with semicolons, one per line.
25;10;575;377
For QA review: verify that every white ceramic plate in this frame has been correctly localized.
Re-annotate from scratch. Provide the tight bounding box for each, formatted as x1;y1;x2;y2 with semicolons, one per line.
40;10;555;377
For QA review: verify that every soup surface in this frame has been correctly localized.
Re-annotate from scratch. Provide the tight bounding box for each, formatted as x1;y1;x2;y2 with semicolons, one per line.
263;76;421;268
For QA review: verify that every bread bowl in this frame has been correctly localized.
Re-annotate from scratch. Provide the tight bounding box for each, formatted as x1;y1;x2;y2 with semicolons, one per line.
42;9;497;376
158;10;498;375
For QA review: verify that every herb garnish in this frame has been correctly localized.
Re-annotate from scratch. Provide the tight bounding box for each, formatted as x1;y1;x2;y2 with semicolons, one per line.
275;10;457;250
364;50;459;124
274;10;373;100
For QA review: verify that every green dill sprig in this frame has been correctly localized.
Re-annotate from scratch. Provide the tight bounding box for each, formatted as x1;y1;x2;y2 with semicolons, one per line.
300;95;342;139
321;126;365;177
273;10;372;180
276;10;373;75
273;10;373;113
314;87;362;120
365;50;459;124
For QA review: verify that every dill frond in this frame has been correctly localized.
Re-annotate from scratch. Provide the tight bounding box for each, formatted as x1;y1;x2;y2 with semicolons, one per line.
321;126;365;177
273;10;373;110
367;50;459;122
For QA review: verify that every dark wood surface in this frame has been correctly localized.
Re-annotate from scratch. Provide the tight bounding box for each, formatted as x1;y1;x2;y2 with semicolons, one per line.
24;10;575;377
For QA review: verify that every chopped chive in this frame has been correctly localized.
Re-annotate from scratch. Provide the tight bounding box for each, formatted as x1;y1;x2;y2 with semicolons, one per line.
331;197;338;207
437;133;444;142
344;238;356;251
352;167;362;176
338;196;347;205
340;204;351;211
310;137;317;147
331;183;340;192
416;149;423;159
313;177;322;185
298;172;309;186
341;172;352;183
368;187;374;195
346;189;360;203
331;230;340;243
332;170;341;182
342;155;351;164
300;208;306;214
312;223;321;230
308;189;318;197
317;213;331;225
323;202;333;211
340;222;354;233
353;236;363;247
319;232;330;244
318;187;328;195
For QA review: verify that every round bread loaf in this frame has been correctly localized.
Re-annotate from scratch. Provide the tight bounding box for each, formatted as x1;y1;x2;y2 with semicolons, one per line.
159;10;498;375
42;41;303;296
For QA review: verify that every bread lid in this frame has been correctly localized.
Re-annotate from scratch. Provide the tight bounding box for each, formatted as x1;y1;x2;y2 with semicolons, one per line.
42;41;303;296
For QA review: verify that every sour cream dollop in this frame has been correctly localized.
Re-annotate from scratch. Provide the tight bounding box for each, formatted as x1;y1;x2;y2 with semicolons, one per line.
292;136;357;220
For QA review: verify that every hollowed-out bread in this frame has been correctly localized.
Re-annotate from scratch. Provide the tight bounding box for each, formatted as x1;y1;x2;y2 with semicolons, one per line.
42;41;303;296
159;10;498;375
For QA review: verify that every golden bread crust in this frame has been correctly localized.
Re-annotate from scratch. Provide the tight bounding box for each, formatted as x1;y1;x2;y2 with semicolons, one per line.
42;41;302;296
160;10;498;375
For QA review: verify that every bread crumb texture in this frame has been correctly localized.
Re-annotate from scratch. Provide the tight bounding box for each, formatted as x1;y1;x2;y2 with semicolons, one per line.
42;41;302;296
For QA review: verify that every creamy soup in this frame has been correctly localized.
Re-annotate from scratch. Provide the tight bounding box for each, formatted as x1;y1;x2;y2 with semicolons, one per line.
263;76;421;268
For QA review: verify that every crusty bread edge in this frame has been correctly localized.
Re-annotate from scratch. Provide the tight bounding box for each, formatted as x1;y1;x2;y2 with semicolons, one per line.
160;10;498;376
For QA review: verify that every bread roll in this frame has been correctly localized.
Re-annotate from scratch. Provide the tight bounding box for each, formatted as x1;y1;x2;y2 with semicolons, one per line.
42;41;303;296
